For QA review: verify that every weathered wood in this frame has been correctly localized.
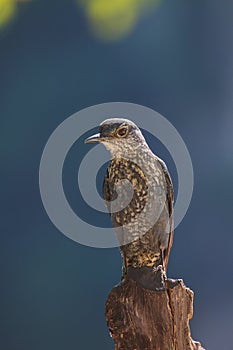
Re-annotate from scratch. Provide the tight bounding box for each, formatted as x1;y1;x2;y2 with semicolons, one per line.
105;268;205;350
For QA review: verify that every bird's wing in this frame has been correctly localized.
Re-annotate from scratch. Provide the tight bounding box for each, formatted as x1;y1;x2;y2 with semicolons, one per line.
157;157;174;270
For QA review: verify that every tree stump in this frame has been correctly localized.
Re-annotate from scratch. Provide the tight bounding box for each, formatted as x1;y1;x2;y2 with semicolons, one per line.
105;267;205;350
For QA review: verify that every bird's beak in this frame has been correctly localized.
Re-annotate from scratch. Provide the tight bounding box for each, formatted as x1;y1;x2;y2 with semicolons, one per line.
84;133;102;144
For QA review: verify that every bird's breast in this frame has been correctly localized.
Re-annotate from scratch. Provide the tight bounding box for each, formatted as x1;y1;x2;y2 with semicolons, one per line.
104;157;165;228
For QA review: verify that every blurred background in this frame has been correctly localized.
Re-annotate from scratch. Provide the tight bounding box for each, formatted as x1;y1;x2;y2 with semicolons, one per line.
1;0;233;349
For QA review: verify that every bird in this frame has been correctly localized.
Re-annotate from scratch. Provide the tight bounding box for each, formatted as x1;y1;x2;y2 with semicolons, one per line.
85;118;174;284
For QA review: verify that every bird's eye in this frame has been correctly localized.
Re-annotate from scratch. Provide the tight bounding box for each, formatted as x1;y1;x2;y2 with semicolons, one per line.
117;126;128;138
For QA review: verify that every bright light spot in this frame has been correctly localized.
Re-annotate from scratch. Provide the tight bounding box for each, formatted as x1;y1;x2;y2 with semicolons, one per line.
87;0;138;40
0;0;16;29
77;0;160;41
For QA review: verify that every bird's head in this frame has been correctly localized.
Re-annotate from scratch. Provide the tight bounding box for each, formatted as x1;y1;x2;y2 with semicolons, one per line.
85;118;146;156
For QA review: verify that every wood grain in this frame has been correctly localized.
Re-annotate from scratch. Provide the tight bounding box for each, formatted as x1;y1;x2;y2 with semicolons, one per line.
105;270;205;350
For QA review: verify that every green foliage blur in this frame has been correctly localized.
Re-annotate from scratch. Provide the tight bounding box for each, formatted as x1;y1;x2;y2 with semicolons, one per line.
77;0;160;41
0;0;160;41
0;0;17;29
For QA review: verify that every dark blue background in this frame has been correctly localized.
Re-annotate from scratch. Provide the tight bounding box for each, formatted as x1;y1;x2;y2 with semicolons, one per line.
1;1;233;349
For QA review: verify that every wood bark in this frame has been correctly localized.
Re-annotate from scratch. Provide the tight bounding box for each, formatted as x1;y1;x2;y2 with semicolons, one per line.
105;267;205;350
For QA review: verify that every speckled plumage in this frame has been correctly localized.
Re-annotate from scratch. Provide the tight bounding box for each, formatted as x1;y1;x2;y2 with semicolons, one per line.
86;118;174;279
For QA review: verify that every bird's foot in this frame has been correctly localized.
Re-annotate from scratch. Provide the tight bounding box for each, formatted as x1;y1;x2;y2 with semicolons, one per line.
152;265;166;291
124;266;166;291
166;278;183;289
152;264;165;273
